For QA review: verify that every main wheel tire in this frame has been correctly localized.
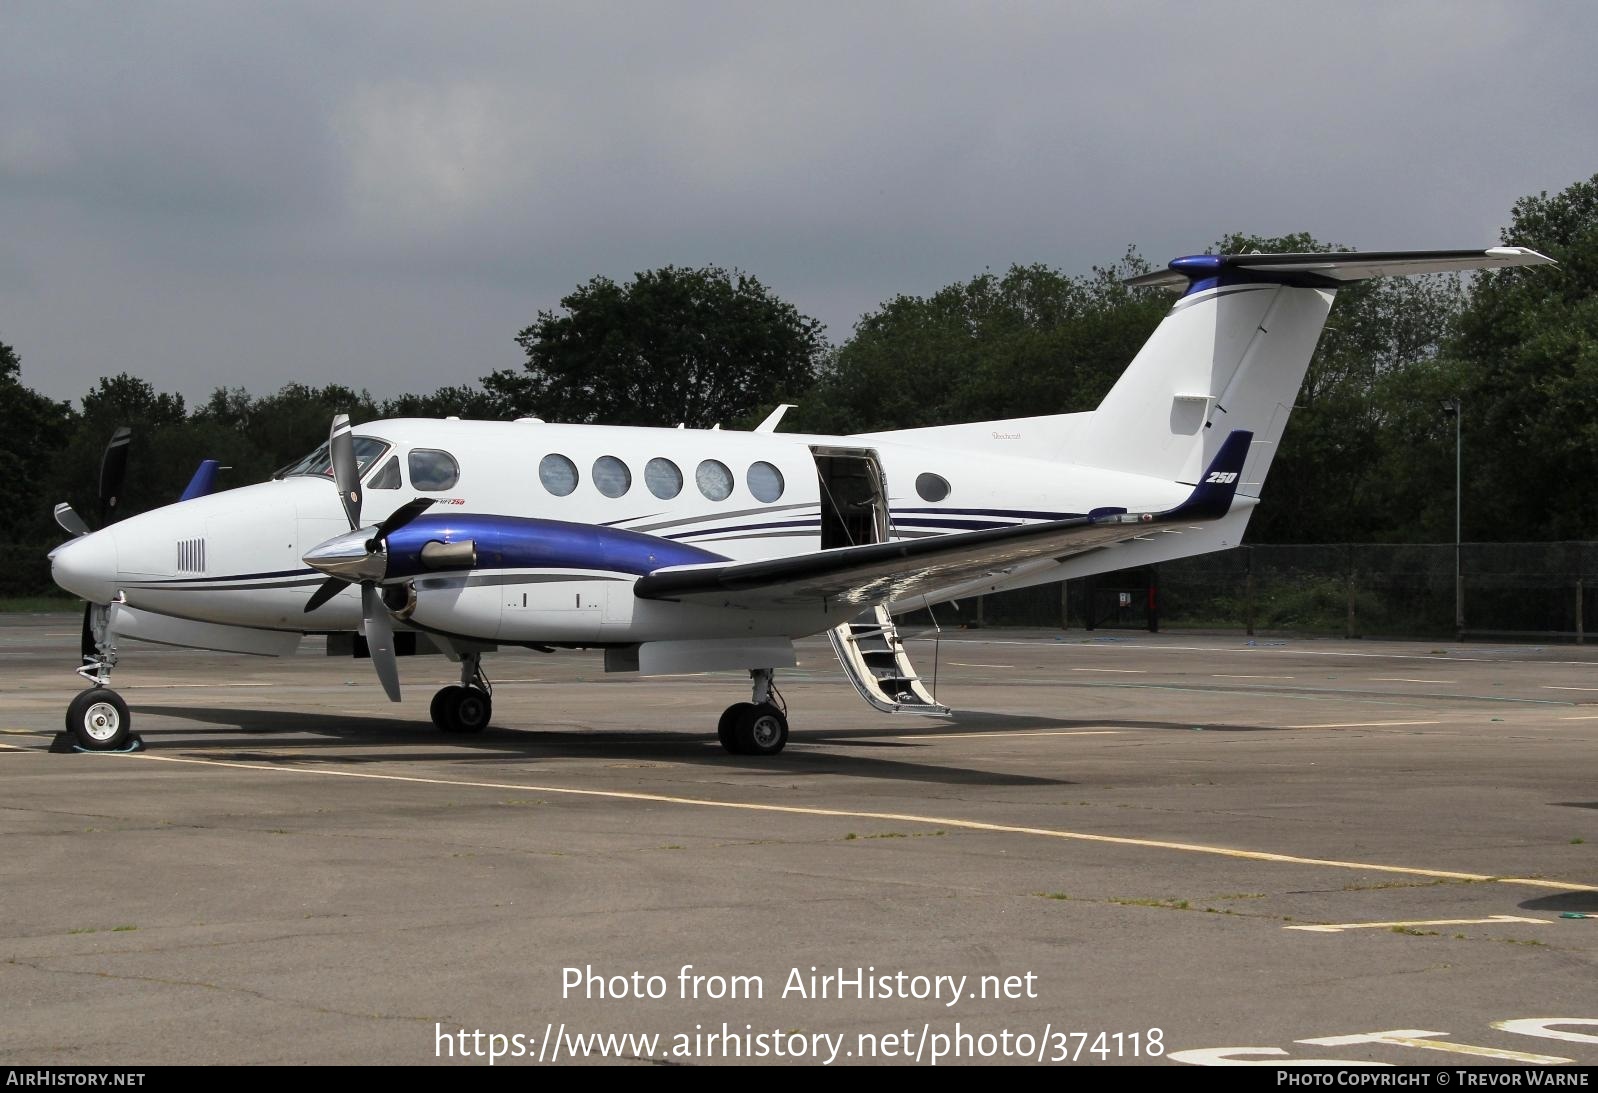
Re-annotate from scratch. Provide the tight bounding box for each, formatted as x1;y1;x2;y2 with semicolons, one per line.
66;688;131;751
449;687;492;733
717;702;756;754
429;686;462;731
734;703;788;756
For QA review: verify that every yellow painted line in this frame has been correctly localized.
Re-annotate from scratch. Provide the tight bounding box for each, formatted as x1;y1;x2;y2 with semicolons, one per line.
1561;715;1598;721
1212;674;1295;680
1370;677;1447;684
1;728;45;735
0;740;28;750
896;729;1123;741
1301;1031;1569;1065
1070;668;1144;674
1285;914;1549;933
91;750;1598;894
1284;720;1441;729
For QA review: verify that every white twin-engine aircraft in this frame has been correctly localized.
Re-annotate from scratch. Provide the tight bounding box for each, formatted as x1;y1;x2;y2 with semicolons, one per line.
48;247;1552;755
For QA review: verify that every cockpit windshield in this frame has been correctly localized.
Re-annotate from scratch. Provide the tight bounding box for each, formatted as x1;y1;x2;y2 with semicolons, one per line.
274;437;391;480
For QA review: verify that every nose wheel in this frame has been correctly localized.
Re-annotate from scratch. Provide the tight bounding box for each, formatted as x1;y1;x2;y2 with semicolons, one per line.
66;687;133;751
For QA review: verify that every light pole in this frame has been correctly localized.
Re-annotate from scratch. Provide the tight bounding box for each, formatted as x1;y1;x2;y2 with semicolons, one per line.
1441;397;1463;637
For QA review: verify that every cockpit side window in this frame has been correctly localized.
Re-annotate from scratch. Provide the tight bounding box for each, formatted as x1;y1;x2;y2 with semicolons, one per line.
276;436;390;480
408;448;460;491
367;456;402;490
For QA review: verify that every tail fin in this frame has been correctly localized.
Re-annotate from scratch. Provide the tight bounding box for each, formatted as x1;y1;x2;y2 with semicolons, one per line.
1078;247;1553;492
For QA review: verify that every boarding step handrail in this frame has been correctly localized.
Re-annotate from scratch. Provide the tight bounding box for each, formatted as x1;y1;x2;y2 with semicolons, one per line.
827;604;951;716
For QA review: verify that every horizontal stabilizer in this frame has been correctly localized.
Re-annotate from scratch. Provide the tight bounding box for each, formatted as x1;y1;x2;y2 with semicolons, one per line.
1126;247;1554;292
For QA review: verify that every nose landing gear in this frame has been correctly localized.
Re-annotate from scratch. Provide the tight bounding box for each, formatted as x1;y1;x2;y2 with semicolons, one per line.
63;603;138;752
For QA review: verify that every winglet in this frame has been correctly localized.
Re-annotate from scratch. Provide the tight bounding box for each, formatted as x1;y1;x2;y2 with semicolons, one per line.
1165;430;1252;520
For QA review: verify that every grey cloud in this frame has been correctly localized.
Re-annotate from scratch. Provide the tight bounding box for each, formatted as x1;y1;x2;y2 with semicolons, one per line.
1;1;1593;402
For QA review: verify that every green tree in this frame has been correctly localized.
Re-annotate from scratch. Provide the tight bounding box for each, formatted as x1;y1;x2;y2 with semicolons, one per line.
1441;173;1598;541
192;382;382;484
793;250;1166;435
52;374;195;522
381;385;507;420
486;266;825;428
1212;233;1466;543
0;337;75;544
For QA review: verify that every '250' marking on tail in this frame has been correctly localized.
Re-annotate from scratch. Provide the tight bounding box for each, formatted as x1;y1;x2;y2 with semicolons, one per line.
1205;471;1238;485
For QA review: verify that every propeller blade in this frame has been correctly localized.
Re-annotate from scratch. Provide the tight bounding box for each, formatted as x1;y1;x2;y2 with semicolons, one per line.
54;502;92;538
98;426;132;523
80;603;96;661
373;497;436;542
330;414;361;532
362;584;402;702
303;576;350;613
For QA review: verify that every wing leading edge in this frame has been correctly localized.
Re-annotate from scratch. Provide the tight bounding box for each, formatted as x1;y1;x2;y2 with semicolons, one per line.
634;430;1254;611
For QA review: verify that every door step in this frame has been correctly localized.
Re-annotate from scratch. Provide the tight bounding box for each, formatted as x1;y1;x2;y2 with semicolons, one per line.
828;605;951;715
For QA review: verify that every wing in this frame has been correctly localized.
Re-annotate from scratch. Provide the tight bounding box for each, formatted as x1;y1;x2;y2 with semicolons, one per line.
634;430;1252;611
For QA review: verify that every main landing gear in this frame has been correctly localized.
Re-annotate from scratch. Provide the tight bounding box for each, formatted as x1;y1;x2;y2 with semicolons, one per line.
430;652;493;734
718;668;789;756
65;603;135;751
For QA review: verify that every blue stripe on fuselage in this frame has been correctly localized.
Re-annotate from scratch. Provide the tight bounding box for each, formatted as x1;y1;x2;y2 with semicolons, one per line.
384;514;727;580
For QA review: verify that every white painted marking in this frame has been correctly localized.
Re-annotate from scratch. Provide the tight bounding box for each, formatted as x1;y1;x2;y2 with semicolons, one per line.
1544;686;1598;692
1070;667;1144;674
1370;677;1448;684
1212;674;1295;680
898;729;1123;741
1285;914;1549;933
1300;1029;1570;1064
1492;1018;1598;1046
948;662;1014;668
1560;715;1598;721
1168;1046;1390;1067
1284;720;1441;729
98;751;1598;893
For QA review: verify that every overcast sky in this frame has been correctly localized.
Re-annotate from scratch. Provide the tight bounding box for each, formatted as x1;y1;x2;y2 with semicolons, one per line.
2;2;1594;405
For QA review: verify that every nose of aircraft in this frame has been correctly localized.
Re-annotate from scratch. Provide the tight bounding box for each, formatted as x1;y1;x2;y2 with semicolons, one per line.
50;531;121;603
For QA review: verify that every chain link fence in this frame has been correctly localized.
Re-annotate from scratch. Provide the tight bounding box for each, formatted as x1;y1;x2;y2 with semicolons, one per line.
916;542;1598;641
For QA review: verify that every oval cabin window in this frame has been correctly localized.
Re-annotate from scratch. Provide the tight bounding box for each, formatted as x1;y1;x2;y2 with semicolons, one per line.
747;461;785;503
915;472;951;502
592;455;632;498
696;459;734;501
539;453;579;496
645;457;683;500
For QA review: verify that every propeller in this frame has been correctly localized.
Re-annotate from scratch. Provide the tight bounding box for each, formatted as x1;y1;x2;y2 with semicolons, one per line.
98;426;132;524
301;414;435;702
329;413;362;531
54;425;133;538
